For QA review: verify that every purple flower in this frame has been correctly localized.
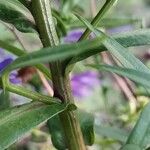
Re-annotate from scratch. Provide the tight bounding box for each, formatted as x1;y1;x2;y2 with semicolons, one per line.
107;25;134;35
71;71;100;98
63;29;84;43
0;49;21;84
0;58;13;71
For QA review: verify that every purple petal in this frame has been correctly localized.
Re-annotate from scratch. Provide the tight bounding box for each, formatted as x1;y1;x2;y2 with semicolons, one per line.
63;29;84;43
72;81;92;98
107;25;134;35
8;72;21;84
9;77;22;84
71;71;100;98
0;48;17;62
63;29;95;44
0;58;13;72
0;49;21;84
71;71;100;88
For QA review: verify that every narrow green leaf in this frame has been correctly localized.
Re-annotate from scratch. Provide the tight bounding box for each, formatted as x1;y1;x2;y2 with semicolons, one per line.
0;102;68;149
90;64;150;88
2;36;105;73
69;15;150;64
68;29;150;65
0;91;10;110
75;14;150;74
0;40;26;56
95;125;128;143
126;103;150;145
101;32;149;72
0;1;36;33
4;0;29;12
113;29;150;47
0;40;51;79
3;16;150;75
120;103;150;149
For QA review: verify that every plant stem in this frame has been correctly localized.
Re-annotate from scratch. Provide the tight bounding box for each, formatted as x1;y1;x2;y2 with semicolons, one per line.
79;0;117;41
31;0;86;149
2;72;59;104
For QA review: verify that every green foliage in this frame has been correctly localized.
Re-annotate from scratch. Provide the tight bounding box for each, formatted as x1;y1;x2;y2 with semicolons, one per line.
1;36;105;73
75;14;150;73
90;64;150;88
75;10;150;150
47;110;94;149
2;27;150;75
0;0;149;149
0;91;10;110
0;1;36;33
101;31;149;72
121;103;150;149
0;102;68;149
68;29;150;66
0;40;51;79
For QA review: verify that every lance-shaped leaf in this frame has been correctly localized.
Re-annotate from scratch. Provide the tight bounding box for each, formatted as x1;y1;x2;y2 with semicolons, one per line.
2;27;150;74
0;91;10;110
68;29;150;65
1;36;105;73
0;40;26;56
68;14;150;65
75;14;150;74
0;102;69;149
90;64;150;88
0;0;36;33
121;102;150;149
101;32;149;72
2;20;150;76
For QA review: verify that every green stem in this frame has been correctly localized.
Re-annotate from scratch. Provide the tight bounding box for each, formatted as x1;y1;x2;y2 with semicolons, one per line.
2;72;59;104
79;0;117;40
31;0;86;150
